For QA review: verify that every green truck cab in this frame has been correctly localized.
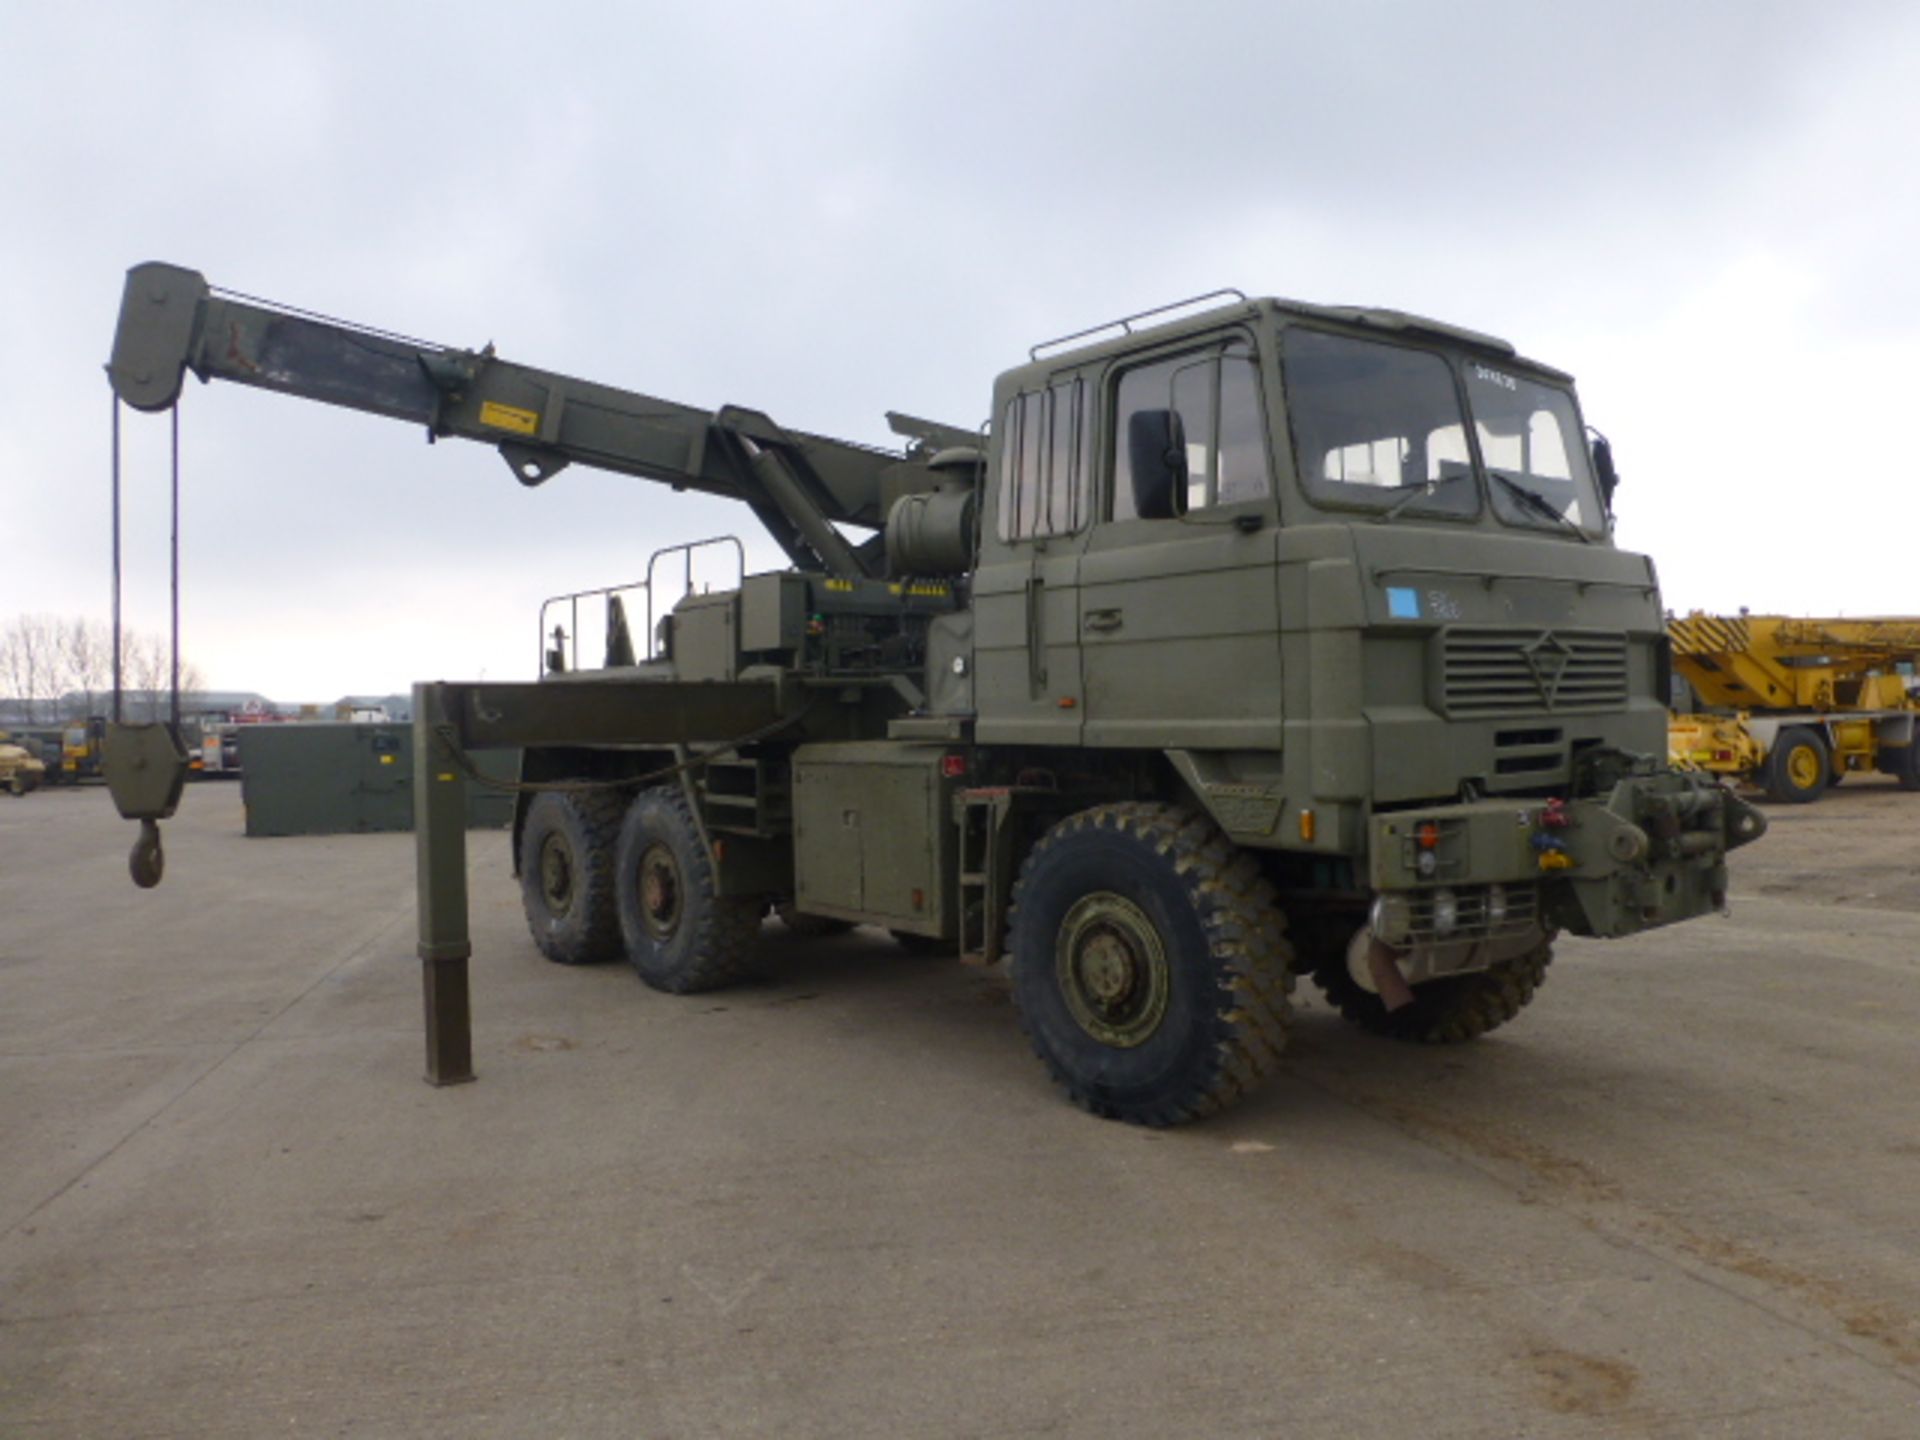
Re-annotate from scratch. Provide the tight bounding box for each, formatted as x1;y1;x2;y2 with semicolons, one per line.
974;298;1760;925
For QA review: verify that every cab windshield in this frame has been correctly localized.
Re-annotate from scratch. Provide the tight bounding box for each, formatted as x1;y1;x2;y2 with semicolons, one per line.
1281;327;1603;534
1282;328;1478;519
1462;362;1602;534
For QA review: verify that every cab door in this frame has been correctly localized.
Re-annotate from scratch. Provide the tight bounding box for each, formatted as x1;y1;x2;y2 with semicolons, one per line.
1077;339;1284;750
973;374;1095;746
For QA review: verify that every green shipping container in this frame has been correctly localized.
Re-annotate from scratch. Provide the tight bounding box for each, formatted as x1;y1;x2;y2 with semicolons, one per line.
237;723;516;837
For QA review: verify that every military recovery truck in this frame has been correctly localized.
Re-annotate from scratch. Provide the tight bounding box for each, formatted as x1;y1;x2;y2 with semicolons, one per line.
105;263;1765;1124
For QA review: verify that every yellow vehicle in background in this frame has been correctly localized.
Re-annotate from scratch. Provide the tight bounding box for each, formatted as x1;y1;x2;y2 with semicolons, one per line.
0;739;48;795
61;717;107;782
1668;612;1920;803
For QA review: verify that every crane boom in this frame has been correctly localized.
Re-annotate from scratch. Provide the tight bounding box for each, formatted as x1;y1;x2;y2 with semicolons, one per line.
105;262;965;579
1668;611;1920;711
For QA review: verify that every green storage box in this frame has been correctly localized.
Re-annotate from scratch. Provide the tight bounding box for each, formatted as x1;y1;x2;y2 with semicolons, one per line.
237;723;516;836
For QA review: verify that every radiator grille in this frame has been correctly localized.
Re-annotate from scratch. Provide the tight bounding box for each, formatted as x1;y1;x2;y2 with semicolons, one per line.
1438;628;1629;717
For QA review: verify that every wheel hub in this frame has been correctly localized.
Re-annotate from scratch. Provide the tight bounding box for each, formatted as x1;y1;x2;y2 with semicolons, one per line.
538;835;575;916
638;843;683;940
1056;892;1170;1048
1080;932;1137;1004
1786;744;1821;789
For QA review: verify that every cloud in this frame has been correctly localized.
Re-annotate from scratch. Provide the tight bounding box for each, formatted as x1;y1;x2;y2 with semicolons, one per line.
4;1;1916;698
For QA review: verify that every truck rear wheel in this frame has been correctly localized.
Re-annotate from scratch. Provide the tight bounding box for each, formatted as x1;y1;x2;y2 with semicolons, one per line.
1311;935;1552;1043
615;787;761;993
1008;803;1293;1126
1763;728;1829;803
518;791;626;965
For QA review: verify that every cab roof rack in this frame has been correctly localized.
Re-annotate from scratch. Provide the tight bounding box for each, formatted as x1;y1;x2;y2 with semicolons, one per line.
1029;289;1249;361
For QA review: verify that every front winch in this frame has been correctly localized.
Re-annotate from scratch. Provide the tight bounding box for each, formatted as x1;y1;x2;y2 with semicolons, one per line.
1368;751;1766;943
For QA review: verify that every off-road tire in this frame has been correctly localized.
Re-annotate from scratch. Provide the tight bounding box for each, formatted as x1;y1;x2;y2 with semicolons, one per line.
1311;936;1553;1044
615;787;761;993
1762;727;1829;804
518;791;627;965
775;903;855;939
1007;803;1293;1126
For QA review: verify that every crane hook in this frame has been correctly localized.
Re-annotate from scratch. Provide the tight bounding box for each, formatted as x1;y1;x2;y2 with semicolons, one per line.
130;818;165;889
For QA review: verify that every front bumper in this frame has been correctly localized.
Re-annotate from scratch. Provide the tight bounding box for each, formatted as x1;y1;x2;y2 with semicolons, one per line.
1367;763;1767;943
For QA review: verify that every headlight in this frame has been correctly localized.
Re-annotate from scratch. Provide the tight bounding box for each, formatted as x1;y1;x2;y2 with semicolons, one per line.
1486;883;1508;926
1431;887;1459;936
1368;892;1413;945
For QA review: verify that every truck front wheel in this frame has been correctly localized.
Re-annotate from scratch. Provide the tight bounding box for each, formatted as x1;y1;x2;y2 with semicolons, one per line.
1311;935;1552;1044
615;787;761;993
1008;804;1293;1126
518;791;626;965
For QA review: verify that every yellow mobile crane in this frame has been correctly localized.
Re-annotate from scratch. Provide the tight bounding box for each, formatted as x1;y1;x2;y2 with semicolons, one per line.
1668;612;1920;802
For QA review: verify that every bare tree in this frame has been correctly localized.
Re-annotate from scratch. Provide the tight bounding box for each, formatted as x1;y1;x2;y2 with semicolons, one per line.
62;617;112;718
1;615;65;724
0;619;32;723
2;615;205;725
125;632;169;722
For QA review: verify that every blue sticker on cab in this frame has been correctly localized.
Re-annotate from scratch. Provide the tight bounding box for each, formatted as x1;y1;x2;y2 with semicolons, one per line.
1386;586;1421;619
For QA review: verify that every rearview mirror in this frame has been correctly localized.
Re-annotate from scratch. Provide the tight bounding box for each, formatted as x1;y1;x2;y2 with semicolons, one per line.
1127;408;1189;520
1589;430;1619;512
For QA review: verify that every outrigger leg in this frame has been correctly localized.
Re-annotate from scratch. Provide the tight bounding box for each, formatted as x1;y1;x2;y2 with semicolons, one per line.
413;683;475;1086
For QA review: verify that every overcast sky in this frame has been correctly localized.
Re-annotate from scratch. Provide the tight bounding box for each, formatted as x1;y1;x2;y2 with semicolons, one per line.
3;1;1915;700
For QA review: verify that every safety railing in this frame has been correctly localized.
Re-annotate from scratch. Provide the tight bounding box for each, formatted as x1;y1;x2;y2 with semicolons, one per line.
536;535;746;675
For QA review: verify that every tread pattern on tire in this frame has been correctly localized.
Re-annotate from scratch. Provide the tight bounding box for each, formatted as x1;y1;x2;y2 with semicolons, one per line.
1310;936;1552;1044
619;786;762;994
1008;802;1294;1126
519;790;628;965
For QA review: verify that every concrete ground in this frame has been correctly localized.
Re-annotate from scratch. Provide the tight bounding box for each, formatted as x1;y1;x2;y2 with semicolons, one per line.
2;781;1918;1439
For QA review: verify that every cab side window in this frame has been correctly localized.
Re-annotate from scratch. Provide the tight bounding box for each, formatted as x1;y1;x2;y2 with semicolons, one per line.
1111;340;1270;521
996;376;1092;542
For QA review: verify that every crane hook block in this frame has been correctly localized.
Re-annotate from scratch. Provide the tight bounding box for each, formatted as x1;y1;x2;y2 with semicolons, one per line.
103;723;189;887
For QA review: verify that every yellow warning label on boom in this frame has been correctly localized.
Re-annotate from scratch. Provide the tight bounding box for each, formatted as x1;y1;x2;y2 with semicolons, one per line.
479;401;540;436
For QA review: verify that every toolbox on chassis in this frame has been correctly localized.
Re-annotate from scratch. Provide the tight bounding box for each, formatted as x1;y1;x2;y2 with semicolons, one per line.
105;265;1765;1124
